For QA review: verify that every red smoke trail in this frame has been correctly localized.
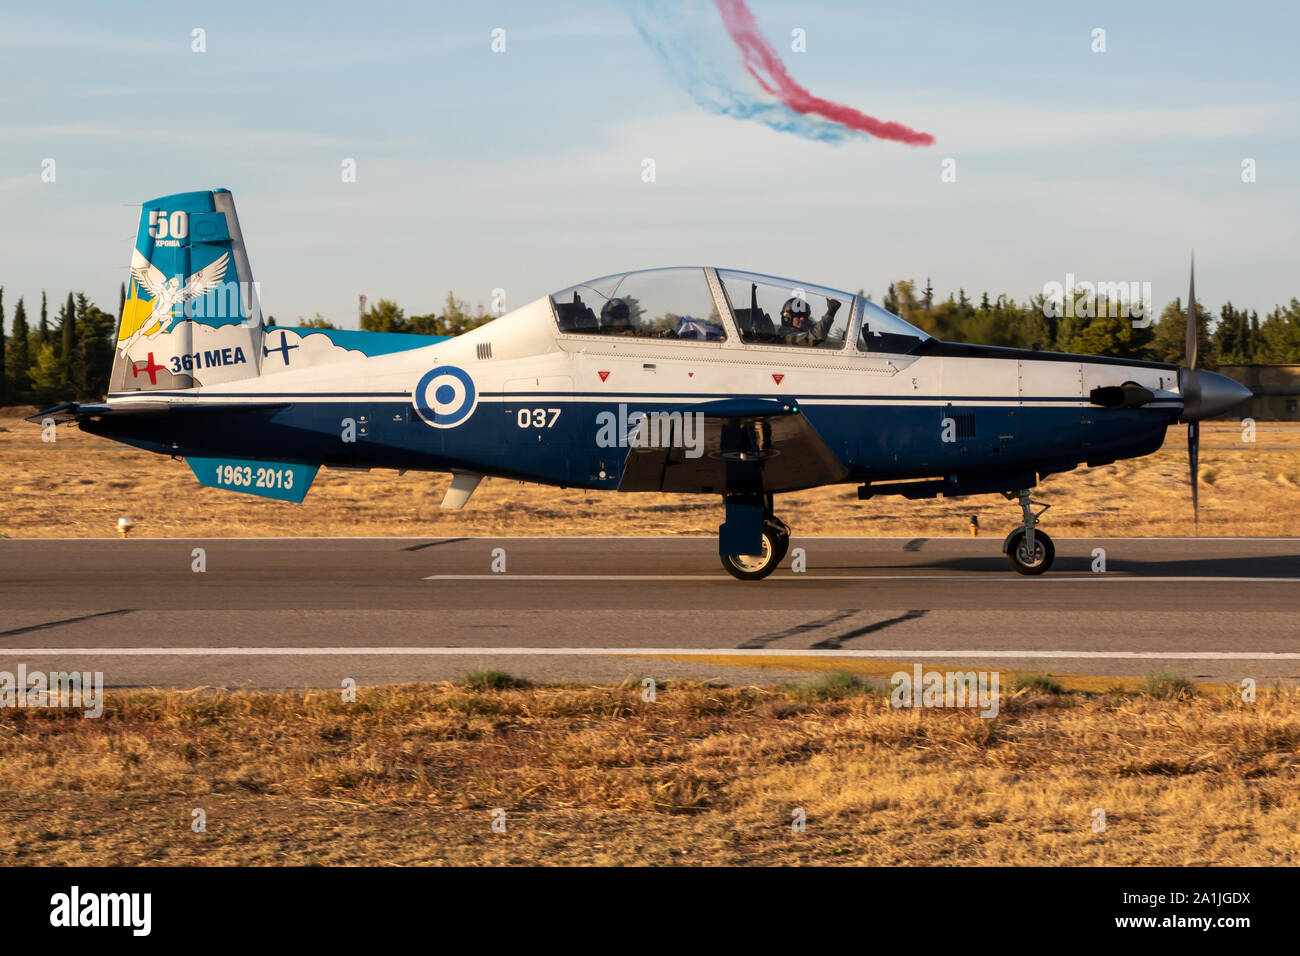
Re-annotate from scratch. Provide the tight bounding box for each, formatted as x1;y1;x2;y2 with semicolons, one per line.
713;0;934;146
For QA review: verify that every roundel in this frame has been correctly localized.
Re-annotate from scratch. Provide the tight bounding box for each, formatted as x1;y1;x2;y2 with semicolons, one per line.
413;365;478;428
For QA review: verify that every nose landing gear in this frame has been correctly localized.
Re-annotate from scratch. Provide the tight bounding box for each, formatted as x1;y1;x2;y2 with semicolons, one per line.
1002;489;1054;575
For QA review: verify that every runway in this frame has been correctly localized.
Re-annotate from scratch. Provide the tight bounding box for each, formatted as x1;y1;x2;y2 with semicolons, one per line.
1;537;1297;688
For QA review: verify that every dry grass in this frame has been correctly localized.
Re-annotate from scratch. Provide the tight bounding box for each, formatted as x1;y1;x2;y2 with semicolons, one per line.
2;408;1298;539
1;679;1296;865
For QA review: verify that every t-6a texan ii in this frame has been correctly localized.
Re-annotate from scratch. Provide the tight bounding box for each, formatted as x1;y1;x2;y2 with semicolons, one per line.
32;189;1251;580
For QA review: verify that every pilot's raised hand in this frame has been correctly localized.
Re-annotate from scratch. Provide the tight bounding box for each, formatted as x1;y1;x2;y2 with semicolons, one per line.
807;298;841;342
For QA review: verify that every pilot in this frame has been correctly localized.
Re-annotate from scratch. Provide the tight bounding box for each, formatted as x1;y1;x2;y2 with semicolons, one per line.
601;298;635;334
775;296;841;347
600;297;675;338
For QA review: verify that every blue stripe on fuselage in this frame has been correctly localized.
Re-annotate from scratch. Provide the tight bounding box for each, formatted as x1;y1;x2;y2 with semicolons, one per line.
83;395;1174;494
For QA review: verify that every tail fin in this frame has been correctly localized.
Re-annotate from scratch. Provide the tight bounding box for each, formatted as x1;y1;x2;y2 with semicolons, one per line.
110;188;264;393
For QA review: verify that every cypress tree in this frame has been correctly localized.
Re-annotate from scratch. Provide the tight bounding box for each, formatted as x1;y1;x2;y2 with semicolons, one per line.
39;291;49;346
7;298;30;402
71;293;91;396
61;290;75;389
1233;304;1251;361
78;301;116;398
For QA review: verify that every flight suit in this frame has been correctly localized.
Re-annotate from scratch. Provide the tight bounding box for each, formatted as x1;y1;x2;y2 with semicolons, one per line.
773;298;841;346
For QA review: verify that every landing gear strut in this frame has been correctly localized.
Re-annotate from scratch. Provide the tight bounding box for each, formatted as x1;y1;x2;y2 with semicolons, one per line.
1001;489;1054;575
720;494;790;581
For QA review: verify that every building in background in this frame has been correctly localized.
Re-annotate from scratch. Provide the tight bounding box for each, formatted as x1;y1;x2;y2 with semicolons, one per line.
1217;365;1300;421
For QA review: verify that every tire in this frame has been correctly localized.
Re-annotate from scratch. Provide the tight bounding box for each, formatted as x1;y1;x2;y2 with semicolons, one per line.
721;527;782;581
764;519;791;565
1006;529;1054;575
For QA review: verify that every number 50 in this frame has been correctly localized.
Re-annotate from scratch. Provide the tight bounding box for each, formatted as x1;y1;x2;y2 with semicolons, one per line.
148;210;189;240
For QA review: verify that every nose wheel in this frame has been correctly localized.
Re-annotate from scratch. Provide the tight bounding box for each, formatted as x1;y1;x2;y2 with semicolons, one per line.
1001;489;1054;575
1005;527;1054;574
720;516;790;581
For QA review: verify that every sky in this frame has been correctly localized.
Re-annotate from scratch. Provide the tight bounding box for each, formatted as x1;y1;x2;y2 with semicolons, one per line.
1;0;1297;328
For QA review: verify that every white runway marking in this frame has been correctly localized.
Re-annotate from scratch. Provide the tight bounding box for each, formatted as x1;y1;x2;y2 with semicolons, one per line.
423;573;1300;583
1;647;1297;660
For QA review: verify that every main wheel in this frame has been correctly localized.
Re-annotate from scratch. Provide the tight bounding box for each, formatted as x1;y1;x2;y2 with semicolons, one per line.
721;527;782;581
1006;529;1054;575
764;519;790;565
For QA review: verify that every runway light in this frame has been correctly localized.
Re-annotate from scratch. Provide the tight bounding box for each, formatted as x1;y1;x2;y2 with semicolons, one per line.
117;516;134;538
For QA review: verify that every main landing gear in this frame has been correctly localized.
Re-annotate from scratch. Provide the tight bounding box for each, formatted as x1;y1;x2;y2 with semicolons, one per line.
718;489;1054;581
1001;488;1054;575
720;496;789;581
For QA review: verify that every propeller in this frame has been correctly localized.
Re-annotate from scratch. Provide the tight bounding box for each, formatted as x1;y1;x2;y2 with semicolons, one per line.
1176;255;1252;533
1185;254;1199;530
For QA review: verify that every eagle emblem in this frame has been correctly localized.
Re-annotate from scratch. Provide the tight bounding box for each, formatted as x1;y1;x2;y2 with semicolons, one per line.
122;249;231;352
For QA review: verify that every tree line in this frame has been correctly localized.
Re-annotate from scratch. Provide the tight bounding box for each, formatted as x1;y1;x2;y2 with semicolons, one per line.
880;279;1300;366
292;291;497;338
4;280;1298;407
0;285;120;407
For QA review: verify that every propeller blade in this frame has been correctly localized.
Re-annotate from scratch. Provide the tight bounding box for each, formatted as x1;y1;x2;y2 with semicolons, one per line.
1185;251;1198;370
1180;252;1202;426
1188;420;1199;531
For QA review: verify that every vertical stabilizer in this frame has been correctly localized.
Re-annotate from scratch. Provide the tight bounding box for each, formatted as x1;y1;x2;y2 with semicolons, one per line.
110;188;263;393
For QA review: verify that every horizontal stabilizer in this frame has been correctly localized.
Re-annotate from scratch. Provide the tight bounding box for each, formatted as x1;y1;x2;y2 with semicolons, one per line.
27;400;288;424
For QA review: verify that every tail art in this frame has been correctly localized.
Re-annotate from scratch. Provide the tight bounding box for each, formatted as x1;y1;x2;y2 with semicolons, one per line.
112;189;264;392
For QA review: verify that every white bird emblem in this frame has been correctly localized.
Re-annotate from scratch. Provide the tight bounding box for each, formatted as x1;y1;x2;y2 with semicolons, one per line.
123;249;231;352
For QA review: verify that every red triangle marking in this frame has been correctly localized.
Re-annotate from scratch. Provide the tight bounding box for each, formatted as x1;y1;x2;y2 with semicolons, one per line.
597;370;610;382
772;373;784;384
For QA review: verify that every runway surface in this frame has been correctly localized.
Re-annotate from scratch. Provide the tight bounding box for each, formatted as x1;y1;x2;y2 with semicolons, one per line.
1;537;1297;688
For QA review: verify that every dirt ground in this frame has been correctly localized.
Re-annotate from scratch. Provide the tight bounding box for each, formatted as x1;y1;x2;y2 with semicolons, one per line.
0;680;1295;866
2;407;1297;539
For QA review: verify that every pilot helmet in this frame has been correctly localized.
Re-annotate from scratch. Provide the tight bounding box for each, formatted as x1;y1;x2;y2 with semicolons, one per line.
601;297;631;328
781;296;811;327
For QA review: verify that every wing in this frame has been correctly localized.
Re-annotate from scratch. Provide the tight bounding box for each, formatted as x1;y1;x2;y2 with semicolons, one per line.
616;398;850;495
129;249;169;298
181;252;231;301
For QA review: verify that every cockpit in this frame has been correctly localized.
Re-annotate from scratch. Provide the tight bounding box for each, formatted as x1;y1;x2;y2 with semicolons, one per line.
548;266;930;356
552;267;726;340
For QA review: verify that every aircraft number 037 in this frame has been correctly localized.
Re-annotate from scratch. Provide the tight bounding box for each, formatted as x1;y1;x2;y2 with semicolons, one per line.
213;463;295;490
516;408;561;428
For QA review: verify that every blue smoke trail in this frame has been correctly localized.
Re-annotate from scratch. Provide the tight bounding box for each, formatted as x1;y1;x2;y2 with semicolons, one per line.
624;0;868;145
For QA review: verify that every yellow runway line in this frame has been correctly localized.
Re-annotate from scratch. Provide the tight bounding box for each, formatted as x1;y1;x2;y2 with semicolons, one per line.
618;653;1224;694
